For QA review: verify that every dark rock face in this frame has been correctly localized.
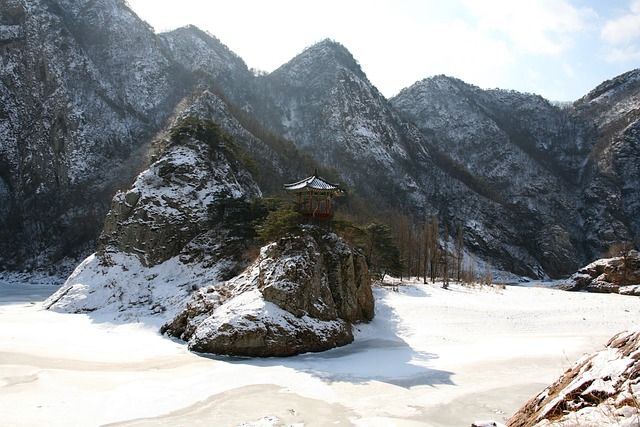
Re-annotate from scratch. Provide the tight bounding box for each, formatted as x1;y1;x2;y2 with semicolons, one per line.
259;229;374;322
390;73;640;278
0;0;255;270
99;133;260;268
162;227;374;357
0;0;189;269
562;251;640;295
507;328;640;427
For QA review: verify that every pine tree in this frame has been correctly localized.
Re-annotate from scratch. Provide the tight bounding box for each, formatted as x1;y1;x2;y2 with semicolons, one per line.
255;205;301;243
364;222;402;281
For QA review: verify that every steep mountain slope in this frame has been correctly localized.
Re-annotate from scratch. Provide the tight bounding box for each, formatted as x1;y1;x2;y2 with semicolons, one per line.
252;41;580;277
158;25;253;107
252;40;429;209
0;0;190;269
0;0;272;271
391;73;640;275
572;69;640;258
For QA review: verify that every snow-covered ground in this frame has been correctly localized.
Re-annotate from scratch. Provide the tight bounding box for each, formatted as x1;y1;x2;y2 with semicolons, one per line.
2;275;640;427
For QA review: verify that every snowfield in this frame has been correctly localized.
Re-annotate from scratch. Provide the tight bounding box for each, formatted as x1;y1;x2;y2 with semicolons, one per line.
1;276;640;426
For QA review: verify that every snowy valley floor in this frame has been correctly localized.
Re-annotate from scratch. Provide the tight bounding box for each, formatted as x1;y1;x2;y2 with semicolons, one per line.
1;277;640;427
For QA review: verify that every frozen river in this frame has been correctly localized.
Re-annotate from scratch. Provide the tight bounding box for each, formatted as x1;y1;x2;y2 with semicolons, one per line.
2;276;640;426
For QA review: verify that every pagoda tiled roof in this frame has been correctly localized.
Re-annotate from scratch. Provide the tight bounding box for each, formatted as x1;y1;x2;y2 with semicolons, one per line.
283;174;343;193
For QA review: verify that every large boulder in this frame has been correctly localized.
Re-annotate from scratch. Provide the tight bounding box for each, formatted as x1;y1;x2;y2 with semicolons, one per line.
162;227;375;357
507;327;640;427
562;251;640;295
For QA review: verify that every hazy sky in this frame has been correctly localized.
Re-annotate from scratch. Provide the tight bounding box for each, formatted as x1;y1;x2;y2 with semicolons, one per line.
125;0;640;101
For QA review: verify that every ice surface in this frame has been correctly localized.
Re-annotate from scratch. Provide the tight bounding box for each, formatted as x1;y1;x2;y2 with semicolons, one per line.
1;277;640;426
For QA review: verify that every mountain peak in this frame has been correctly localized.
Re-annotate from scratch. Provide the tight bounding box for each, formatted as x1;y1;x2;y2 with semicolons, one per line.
272;38;364;79
311;38;351;54
394;74;476;100
578;68;640;104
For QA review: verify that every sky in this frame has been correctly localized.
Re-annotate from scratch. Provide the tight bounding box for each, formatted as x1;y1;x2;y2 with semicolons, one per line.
125;0;640;102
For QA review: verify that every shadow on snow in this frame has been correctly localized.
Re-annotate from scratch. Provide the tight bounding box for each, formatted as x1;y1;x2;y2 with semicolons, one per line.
204;287;454;390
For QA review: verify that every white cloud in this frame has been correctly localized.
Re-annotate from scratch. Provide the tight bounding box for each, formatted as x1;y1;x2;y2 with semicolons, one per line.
462;0;593;55
600;1;640;64
358;14;515;96
601;1;640;45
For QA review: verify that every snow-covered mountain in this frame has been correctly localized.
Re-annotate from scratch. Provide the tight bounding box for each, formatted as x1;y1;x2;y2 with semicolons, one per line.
250;41;596;278
1;0;639;279
391;74;640;276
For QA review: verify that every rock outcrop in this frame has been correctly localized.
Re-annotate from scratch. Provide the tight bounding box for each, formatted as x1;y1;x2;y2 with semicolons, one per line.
44;115;262;318
45;110;375;357
507;327;640;427
562;251;640;296
162;227;374;357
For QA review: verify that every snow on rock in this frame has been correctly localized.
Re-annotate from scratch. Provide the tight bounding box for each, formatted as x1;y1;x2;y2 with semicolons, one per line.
43;251;220;321
99;135;259;267
162;226;374;357
45;116;261;321
507;327;640;427
562;251;640;295
45;112;374;357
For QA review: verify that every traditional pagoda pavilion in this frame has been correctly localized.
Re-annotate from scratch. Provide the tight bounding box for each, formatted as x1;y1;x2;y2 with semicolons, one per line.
283;172;344;220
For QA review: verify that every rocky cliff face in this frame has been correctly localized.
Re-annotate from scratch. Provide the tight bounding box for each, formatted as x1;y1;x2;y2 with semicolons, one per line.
158;25;254;107
573;70;640;259
391;73;640;277
252;40;429;209
0;0;191;269
507;327;640;427
391;77;585;277
162;226;374;357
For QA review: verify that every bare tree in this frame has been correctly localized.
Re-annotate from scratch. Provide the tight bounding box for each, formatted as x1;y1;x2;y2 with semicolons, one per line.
484;257;493;286
422;216;431;284
430;215;439;283
607;241;637;286
442;224;450;289
463;253;477;285
455;223;464;282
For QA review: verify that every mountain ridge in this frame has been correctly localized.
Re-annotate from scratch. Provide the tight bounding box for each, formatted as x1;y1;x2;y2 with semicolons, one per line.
1;0;639;279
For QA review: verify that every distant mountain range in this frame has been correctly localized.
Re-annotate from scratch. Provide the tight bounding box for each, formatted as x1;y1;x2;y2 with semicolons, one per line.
1;0;639;279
